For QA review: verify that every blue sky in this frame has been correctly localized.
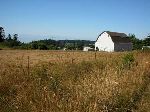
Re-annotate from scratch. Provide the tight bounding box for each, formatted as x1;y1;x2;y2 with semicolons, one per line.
0;0;150;42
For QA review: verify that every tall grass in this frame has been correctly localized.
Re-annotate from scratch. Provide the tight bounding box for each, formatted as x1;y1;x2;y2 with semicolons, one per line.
0;50;150;112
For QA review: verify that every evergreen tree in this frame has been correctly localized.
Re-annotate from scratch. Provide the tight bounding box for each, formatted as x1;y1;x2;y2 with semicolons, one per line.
0;27;5;42
13;34;18;41
6;34;12;41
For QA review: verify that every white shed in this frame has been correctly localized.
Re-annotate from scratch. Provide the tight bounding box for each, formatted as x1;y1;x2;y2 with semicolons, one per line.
95;31;132;52
142;46;150;50
83;47;94;51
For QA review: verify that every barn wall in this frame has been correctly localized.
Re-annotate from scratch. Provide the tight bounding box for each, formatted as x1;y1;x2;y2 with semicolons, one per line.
114;43;132;51
95;32;114;52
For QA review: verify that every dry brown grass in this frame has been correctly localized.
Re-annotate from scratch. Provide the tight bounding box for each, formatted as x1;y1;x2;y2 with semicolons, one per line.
0;50;150;112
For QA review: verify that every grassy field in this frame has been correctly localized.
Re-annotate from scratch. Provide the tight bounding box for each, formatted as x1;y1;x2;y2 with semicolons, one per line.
0;50;150;112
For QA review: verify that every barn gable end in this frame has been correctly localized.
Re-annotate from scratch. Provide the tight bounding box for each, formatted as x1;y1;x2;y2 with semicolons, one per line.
95;31;132;52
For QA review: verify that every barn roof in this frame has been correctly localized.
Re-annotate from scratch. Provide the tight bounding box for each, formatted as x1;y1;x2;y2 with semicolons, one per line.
97;31;131;43
106;31;127;38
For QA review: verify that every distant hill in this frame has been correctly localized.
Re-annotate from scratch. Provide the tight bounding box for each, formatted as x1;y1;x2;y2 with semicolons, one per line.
18;39;95;50
57;40;95;46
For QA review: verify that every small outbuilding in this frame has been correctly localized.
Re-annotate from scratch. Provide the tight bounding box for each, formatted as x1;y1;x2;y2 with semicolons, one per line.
83;47;94;51
142;46;150;50
95;31;132;52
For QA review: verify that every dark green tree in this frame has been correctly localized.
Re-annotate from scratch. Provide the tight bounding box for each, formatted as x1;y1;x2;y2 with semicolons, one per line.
38;43;48;50
65;43;75;50
30;41;38;49
10;34;21;47
142;36;150;46
6;34;12;41
74;41;84;50
13;34;18;41
0;27;5;42
127;34;142;50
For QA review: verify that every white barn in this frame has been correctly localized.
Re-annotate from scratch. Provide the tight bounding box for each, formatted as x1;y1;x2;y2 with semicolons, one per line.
95;31;132;52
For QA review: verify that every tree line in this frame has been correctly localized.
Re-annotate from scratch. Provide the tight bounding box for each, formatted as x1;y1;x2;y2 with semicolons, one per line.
20;39;95;50
127;34;150;50
0;27;94;50
0;27;150;50
0;27;21;48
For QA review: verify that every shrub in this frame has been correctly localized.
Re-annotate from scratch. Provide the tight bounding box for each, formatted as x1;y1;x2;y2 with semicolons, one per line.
122;53;135;69
38;43;48;50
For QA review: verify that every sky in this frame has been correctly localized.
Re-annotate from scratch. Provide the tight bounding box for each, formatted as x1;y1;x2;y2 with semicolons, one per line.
0;0;150;42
